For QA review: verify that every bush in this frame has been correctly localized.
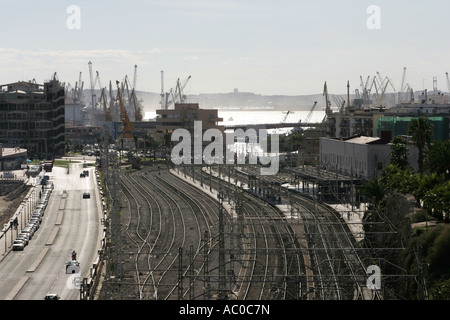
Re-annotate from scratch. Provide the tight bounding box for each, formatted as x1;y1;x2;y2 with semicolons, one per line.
411;209;432;223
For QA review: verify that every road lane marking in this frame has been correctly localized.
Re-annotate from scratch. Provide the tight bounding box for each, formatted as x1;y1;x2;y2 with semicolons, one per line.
26;247;49;273
4;276;29;300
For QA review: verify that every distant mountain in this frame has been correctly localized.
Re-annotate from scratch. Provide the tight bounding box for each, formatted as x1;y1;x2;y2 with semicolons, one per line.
81;88;405;114
134;90;325;112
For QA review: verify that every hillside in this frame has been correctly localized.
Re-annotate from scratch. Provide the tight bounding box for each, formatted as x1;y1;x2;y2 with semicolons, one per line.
126;90;325;112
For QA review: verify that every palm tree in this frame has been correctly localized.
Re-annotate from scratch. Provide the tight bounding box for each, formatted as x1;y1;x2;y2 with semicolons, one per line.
408;116;433;175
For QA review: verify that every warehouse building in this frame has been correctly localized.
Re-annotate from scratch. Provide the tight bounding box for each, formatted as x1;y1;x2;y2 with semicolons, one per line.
320;134;419;180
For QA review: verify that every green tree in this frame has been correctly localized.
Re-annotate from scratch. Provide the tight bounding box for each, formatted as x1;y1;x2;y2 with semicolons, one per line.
408;116;433;175
380;164;413;194
425;139;450;179
422;180;450;222
163;132;172;148
362;178;385;209
390;136;409;170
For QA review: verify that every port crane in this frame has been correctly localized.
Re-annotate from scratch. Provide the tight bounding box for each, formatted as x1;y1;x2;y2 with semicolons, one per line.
88;61;97;108
100;88;112;121
370;75;395;107
398;67;413;103
130;88;143;121
323;81;332;116
132;64;137;91
444;73;449;91
116;80;135;139
160;70;168;110
172;76;191;104
281;110;291;123
304;101;318;124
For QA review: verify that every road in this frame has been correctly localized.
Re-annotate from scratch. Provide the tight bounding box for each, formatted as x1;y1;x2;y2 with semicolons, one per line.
0;160;102;300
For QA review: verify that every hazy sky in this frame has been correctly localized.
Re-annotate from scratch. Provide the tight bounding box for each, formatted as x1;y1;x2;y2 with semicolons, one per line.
0;0;449;96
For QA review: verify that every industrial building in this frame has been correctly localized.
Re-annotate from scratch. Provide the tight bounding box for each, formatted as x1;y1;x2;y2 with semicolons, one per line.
376;116;448;141
380;89;450;141
319;134;419;180
0;76;65;157
326;106;386;139
156;103;223;134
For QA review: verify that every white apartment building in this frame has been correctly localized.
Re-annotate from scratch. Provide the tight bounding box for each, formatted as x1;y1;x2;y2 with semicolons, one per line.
319;135;419;180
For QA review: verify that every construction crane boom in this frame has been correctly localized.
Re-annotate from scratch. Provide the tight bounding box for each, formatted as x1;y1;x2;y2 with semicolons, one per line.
281;110;290;124
132;65;137;90
323;81;331;116
304;101;318;124
88;61;96;108
160;70;165;109
116;80;134;139
131;88;142;121
446;72;450;93
101;88;112;121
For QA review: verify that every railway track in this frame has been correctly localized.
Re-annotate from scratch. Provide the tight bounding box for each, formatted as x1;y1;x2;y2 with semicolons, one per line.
106;162;366;300
183;166;305;300
119;168;234;300
222;165;369;300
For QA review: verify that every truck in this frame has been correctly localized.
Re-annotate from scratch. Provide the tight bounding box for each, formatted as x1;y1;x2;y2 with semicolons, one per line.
44;160;54;172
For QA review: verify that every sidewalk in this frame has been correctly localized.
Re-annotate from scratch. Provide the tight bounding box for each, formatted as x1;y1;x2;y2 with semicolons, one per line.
0;178;41;261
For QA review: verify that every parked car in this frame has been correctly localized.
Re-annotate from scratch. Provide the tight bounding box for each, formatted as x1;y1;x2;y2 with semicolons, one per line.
21;226;34;239
31;213;42;222
22;224;36;239
35;204;46;213
12;241;24;251
29;218;40;227
17;233;29;246
25;223;37;234
32;208;44;217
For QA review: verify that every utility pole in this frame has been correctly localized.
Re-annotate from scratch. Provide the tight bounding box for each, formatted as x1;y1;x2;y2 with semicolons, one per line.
218;189;227;299
203;230;210;300
178;247;183;300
